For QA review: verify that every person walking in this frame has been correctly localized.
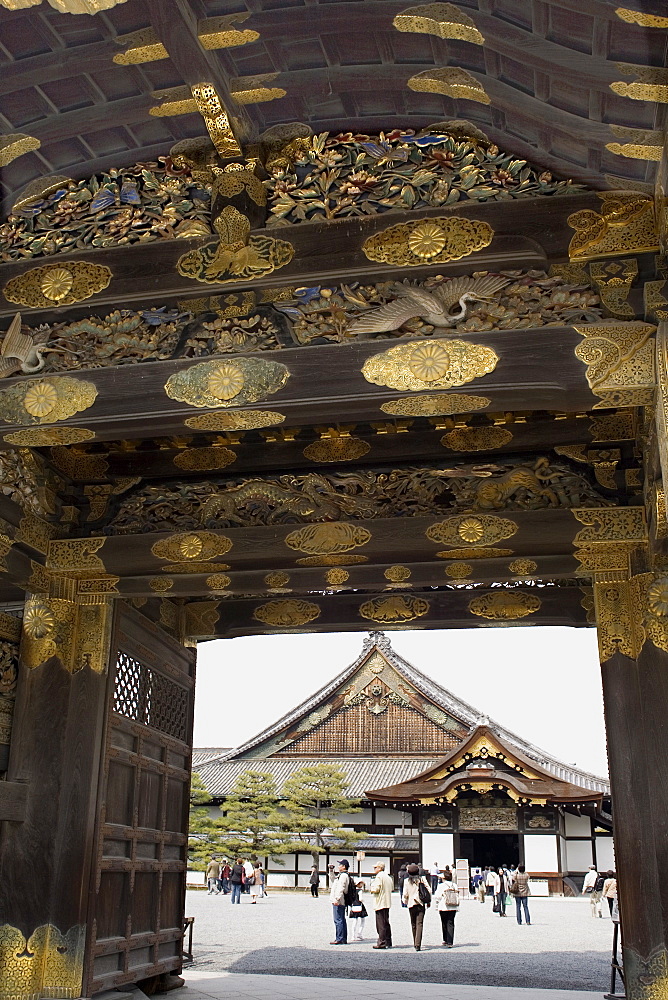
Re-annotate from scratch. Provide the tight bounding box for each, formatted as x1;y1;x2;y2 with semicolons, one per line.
430;862;440;894
206;856;220;895
582;865;600;917
229;858;244;904
330;859;351;944
510;864;531;925
221;859;231;895
243;858;254;894
492;867;508;916
398;863;409;907
402;863;431;951
369;861;393;949
485;866;496;897
434;871;460;946
309;865;320;898
249;862;263;903
602;871;617;917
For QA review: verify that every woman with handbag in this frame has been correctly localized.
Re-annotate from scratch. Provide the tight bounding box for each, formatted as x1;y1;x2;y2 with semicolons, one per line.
349;880;369;941
434;872;460;946
491;868;508;917
402;863;431;950
509;864;531;925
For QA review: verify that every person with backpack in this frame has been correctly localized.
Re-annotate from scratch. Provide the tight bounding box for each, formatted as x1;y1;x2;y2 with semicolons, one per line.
434;871;460;946
591;870;607;918
330;859;354;944
402;863;431;951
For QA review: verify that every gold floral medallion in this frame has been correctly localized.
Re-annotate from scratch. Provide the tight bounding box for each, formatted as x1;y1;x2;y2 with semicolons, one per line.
253;599;321;627
4;427;95;446
151;531;232;563
359;595;430;623
3;261;112;308
385;565;411;582
362;339;498;392
285;522;371;555
325;568;349;586
179;534;204;559
380;393;490;417
0;377;98;426
648;578;668;617
23;602;56;639
165;358;289;409
445;561;473;579
458;517;485;542
184;409;286;431
206;573;231;591
362;216;494;266
303;437;371;463
509;558;538;576
264;571;290;588
427;515;518;547
468;591;541;620
441;426;513;452
150;578;173;592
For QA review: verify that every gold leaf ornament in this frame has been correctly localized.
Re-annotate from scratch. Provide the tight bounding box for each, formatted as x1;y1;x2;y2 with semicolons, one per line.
326;568;349;586
151;531;232;563
0;377;97;426
362;339;498;392
285;522;371;555
426;514;518;546
4;427;95;446
362;216;493;267
380;393;490;416
165;358;289;409
442;426;512;451
385;565;412;582
648;578;668;617
359;595;430;623
4;261;112;309
509;558;538;576
185;409;285;431
393;3;484;43
253;599;321;627
23;602;56;639
469;591;541;620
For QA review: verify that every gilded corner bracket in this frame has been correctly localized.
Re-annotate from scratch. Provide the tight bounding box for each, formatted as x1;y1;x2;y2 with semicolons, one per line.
0;922;85;1000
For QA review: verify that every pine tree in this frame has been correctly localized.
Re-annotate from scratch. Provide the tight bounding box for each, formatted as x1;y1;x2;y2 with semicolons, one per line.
280;763;363;866
188;771;222;870
216;770;295;862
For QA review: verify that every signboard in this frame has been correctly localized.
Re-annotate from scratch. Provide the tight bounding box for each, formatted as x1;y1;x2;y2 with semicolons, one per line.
355;851;365;860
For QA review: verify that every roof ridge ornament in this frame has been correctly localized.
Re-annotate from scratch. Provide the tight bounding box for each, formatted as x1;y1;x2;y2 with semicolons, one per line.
363;630;392;653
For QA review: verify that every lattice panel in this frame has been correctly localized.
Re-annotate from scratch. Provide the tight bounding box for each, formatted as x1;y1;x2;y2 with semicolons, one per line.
113;650;188;743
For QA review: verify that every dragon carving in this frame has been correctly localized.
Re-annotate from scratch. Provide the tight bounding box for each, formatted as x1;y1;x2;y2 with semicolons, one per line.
105;458;611;534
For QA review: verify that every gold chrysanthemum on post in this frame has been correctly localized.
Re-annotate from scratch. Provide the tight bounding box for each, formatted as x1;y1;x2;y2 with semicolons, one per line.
648;578;668;616
40;266;73;301
207;363;245;401
407;220;446;259
408;342;450;382
457;517;485;543
178;534;204;559
23;603;56;639
23;382;58;417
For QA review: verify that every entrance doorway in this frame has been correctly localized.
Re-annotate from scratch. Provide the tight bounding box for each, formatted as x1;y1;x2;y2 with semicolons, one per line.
459;833;520;869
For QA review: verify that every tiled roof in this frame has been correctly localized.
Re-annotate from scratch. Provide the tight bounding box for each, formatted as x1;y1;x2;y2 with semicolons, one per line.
197;756;442;799
218;632;610;795
193;748;231;767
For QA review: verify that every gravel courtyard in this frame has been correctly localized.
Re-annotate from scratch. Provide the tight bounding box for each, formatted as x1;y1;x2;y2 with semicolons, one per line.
184;890;613;992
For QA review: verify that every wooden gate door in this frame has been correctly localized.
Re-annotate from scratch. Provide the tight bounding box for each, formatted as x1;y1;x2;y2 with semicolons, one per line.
84;604;196;995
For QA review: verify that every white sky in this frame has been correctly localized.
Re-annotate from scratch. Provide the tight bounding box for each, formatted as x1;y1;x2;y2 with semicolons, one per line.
194;625;608;778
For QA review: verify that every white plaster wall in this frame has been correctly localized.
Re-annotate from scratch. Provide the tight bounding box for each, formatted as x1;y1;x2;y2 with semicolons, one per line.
376;808;410;825
564;814;592;836
334;809;372;825
523;834;559;873
564;838;594;871
421;832;454;870
596;836;616;870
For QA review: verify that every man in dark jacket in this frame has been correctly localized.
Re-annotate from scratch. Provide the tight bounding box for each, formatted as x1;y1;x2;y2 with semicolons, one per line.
230;858;245;905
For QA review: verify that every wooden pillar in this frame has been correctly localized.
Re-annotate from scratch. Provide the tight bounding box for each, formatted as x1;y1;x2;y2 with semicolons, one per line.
0;593;113;1000
595;571;668;999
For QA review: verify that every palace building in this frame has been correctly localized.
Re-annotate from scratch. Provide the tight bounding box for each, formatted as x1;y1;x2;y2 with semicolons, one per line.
196;632;612;893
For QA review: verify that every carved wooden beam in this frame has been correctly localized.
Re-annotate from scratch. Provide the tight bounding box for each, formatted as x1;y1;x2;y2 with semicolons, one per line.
0;193;602;321
0;321;652;448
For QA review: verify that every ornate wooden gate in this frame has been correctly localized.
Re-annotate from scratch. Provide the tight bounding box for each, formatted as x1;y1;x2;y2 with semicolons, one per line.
84;604;195;995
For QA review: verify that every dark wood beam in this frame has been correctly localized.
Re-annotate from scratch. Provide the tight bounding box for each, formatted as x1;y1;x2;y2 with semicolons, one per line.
144;0;257;144
0;781;27;823
0;192;601;321
182;584;591;639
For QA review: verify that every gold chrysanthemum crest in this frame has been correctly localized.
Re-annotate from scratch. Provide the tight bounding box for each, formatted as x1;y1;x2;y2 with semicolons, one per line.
165;358;289;409
362;216;493;267
426;515;518;546
151;531;232;563
362;340;498;392
4;261;112;308
0;377;98;426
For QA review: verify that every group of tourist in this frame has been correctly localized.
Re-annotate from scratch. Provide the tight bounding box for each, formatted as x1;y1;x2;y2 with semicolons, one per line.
469;865;531;922
582;865;617;918
205;856;267;903
327;859;532;950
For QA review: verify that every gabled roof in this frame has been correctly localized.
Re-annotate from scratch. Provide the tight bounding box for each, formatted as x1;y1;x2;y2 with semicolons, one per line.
366;726;605;805
203;632;609;795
